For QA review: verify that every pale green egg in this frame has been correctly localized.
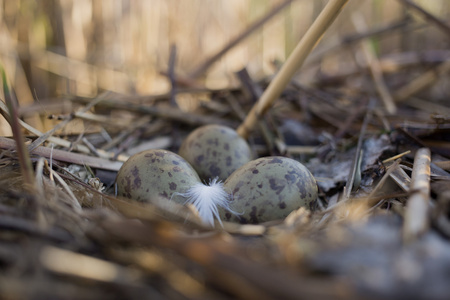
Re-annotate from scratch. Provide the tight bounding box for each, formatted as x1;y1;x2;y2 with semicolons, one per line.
179;125;253;181
116;149;200;207
221;156;318;224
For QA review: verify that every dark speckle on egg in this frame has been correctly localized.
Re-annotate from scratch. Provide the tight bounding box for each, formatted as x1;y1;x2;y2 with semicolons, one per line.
169;182;177;191
269;157;283;164
249;206;258;224
285;173;296;183
269;178;284;195
134;177;141;188
209;165;221;177
131;166;139;177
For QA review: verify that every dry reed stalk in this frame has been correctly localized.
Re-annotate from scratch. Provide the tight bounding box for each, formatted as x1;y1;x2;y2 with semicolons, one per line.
351;13;397;115
342;100;375;199
403;147;431;243
434;160;450;171
397;0;450;39
188;0;294;78
72;97;236;127
33;50;132;94
393;60;450;102
1;68;35;190
0;99;91;154
0;136;123;172
40;246;142;285
237;0;349;139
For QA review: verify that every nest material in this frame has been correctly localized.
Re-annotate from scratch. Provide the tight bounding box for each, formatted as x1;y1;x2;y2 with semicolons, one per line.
1;1;450;299
1;78;449;299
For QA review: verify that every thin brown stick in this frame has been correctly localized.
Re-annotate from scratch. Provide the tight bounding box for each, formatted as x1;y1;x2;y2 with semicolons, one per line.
403;148;431;243
28;92;111;152
393;60;450;102
237;0;349;139
1;69;35;189
352;13;397;115
397;0;450;39
168;44;178;107
188;0;293;78
0;136;123;172
344;99;375;199
72;97;236;127
434;160;450;171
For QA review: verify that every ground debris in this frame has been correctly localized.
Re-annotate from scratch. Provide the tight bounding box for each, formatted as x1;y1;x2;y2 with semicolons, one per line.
1;1;450;299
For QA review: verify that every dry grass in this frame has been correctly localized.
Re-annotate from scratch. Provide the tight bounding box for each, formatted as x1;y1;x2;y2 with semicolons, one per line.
1;1;450;299
1;0;448;134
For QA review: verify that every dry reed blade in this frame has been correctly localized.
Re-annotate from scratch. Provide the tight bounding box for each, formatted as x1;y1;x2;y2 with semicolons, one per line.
397;0;450;39
351;13;397;115
393;60;450;102
237;0;349;139
1;67;35;190
188;0;293;78
28;92;111;152
0;136;123;172
403;147;431;243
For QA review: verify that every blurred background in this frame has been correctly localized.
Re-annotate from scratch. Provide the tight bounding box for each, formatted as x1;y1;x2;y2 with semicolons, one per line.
0;0;449;135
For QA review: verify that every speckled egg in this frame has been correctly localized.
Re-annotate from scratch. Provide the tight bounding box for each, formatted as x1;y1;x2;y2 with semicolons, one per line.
179;125;253;181
220;156;318;224
116;149;201;205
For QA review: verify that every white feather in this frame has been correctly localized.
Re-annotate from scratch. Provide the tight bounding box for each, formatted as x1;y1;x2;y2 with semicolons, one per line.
179;178;235;227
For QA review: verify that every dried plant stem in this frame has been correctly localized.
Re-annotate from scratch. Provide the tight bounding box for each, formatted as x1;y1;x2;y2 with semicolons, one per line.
188;0;293;78
0;136;123;172
344;98;374;199
434;160;450;171
397;0;450;39
237;0;349;139
393;60;450;102
28;92;110;152
382;150;411;164
45;165;82;213
352;13;397;115
403;148;431;243
0;99;90;154
73;97;235;127
1;68;35;190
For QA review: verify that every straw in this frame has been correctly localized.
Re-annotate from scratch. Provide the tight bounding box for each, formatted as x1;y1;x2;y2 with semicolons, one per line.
237;0;349;139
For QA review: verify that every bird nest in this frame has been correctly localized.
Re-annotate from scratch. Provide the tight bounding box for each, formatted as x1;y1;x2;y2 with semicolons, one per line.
1;1;450;299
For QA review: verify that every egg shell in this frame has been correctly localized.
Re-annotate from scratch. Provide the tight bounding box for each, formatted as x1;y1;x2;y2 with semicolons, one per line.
116;149;200;205
221;156;318;224
179;125;253;181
